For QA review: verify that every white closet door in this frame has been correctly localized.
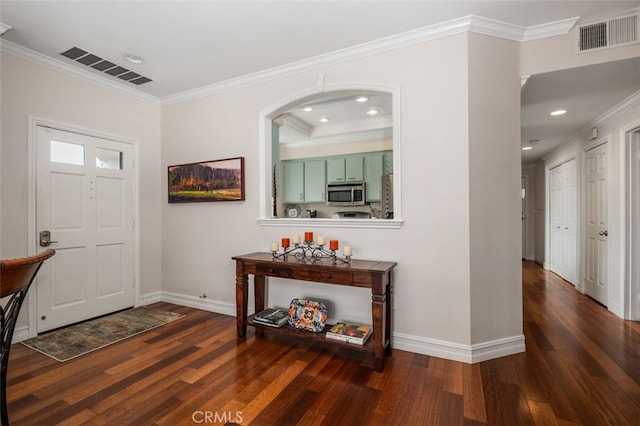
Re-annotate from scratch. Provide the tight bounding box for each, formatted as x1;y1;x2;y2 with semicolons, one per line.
549;159;577;284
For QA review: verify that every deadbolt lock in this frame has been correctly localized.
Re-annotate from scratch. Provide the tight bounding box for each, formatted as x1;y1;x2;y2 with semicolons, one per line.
39;230;58;247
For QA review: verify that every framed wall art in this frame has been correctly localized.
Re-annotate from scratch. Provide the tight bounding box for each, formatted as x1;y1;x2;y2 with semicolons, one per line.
168;156;245;203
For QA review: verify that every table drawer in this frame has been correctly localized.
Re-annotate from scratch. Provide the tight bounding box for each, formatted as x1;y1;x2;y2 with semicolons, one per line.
292;269;353;285
256;263;292;278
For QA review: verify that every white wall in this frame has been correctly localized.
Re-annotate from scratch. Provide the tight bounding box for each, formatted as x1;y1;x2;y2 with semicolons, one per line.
161;31;524;361
0;52;162;329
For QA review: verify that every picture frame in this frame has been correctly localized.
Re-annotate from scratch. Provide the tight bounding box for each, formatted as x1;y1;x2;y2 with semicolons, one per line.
168;156;245;203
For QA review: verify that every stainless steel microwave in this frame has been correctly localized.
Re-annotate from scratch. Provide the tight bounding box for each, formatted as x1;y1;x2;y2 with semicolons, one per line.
326;182;366;206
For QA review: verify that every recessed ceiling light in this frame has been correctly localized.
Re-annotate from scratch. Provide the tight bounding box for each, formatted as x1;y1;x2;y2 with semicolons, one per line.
320;116;330;123
123;53;144;64
302;106;314;112
366;109;379;115
550;109;567;116
355;96;369;103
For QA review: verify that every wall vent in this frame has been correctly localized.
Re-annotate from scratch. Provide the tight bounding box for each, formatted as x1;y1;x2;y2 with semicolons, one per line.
577;13;638;52
59;46;152;85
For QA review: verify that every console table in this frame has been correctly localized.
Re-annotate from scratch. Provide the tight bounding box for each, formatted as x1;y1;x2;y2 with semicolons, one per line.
232;252;396;371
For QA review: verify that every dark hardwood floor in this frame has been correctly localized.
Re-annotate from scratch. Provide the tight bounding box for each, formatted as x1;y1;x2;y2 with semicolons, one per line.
6;261;640;425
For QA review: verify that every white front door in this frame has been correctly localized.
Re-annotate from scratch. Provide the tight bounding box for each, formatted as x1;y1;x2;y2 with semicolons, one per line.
584;142;609;306
36;126;135;332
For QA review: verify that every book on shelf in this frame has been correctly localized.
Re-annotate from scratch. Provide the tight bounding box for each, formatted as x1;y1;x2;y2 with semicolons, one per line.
253;308;289;327
326;322;372;345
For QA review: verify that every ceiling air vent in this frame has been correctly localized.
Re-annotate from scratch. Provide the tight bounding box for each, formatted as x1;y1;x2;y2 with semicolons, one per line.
59;46;152;85
577;13;638;53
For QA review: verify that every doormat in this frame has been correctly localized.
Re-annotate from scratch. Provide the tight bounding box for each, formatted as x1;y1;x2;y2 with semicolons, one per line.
21;306;184;362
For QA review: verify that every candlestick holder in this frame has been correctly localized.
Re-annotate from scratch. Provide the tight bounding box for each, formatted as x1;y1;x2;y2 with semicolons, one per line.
272;240;351;264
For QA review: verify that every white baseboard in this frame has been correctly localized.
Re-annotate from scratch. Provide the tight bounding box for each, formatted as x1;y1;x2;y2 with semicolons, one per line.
137;291;527;363
608;301;623;318
138;291;162;306
393;332;525;364
139;290;236;317
11;325;30;344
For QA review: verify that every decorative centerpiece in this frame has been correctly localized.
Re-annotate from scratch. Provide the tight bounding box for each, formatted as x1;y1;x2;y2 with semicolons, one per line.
271;231;352;264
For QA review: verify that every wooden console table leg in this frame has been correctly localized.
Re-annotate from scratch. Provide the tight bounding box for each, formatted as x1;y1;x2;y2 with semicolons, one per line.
385;273;393;356
254;275;266;314
371;293;386;371
254;275;266;337
235;262;248;338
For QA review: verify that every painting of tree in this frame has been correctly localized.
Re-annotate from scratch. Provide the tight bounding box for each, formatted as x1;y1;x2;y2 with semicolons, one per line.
168;157;245;203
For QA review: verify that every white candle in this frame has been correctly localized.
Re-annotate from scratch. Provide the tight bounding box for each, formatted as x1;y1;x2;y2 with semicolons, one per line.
292;234;300;244
271;242;278;252
317;235;326;245
343;245;352;256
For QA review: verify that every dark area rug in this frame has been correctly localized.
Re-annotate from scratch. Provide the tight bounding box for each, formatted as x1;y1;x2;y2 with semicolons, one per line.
21;306;184;362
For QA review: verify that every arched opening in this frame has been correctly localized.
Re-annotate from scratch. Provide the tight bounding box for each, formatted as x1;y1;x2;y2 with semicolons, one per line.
258;85;402;228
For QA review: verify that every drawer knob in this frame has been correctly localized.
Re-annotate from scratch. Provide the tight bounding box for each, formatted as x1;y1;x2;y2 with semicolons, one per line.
326;274;332;278
269;268;275;273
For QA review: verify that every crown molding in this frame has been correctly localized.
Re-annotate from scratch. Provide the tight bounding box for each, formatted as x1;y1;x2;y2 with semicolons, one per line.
592;89;640;128
467;15;525;41
2;13;579;106
280;113;313;138
161;14;576;106
0;39;158;104
522;16;579;41
159;15;474;105
0;23;12;35
564;90;640;144
312;115;392;138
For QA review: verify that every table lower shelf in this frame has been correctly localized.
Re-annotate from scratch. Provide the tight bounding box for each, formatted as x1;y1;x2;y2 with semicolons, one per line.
247;314;376;353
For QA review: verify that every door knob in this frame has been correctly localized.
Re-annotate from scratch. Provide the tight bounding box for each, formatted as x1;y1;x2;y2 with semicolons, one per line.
39;230;58;247
599;230;608;237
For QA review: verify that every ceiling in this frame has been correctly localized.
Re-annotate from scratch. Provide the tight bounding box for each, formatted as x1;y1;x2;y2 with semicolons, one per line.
1;1;639;162
521;57;640;163
276;90;392;145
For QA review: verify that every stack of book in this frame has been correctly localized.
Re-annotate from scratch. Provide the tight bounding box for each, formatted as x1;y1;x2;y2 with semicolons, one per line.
253;308;289;328
326;322;372;345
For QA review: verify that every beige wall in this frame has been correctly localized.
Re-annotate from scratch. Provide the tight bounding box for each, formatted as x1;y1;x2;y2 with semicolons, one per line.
0;52;163;328
161;31;524;359
468;33;522;345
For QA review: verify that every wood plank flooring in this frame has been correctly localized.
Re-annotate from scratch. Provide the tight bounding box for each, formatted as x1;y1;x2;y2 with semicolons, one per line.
6;261;640;425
